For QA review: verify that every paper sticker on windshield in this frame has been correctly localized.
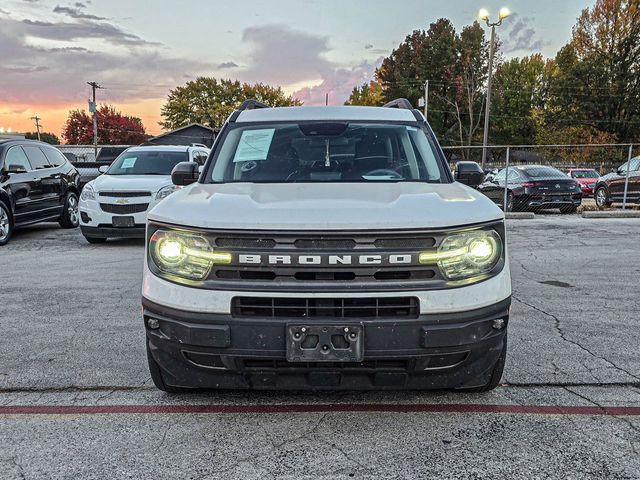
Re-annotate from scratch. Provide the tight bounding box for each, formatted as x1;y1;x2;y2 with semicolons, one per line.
121;157;136;169
233;129;275;162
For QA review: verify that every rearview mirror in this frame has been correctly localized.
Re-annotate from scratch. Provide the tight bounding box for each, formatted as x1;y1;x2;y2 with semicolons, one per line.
98;165;109;174
455;161;485;188
6;164;27;174
171;161;199;186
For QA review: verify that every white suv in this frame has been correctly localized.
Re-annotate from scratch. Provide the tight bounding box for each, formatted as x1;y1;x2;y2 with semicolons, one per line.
142;100;511;393
79;145;209;243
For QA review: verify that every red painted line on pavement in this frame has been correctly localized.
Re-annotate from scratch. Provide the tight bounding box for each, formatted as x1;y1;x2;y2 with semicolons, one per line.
1;403;639;416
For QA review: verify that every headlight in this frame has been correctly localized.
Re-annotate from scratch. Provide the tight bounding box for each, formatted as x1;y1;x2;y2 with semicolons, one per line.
419;230;502;281
149;229;231;280
156;185;180;200
80;183;95;201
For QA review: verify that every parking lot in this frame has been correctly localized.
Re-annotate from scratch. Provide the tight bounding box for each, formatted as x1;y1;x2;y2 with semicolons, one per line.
1;216;639;479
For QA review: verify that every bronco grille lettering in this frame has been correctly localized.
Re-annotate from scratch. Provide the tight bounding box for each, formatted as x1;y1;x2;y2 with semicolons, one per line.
236;253;416;266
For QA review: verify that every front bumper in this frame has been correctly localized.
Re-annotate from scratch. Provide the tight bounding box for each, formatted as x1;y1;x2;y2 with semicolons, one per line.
143;296;510;390
79;196;156;238
521;193;582;208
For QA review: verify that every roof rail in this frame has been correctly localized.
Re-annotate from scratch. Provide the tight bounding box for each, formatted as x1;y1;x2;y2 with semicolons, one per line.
238;99;270;111
383;98;413;110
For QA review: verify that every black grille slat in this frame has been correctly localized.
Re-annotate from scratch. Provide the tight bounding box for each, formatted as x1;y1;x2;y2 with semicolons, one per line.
98;191;151;198
232;297;419;319
294;239;357;249
100;203;149;214
216;238;276;249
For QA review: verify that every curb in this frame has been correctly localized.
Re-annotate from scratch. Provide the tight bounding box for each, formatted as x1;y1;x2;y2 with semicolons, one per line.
582;210;640;218
505;212;535;219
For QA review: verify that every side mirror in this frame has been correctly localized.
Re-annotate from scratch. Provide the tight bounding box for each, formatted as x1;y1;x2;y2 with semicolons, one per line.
6;164;27;174
455;161;485;188
171;161;199;186
98;165;109;174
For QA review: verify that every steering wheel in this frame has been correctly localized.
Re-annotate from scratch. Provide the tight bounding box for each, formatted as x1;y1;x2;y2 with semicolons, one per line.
362;168;403;180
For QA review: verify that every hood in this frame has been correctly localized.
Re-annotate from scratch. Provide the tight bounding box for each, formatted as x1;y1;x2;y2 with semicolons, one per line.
148;182;504;231
90;174;172;193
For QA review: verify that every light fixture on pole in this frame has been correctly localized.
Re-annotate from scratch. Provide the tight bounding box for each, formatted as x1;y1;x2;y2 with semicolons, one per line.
478;7;510;169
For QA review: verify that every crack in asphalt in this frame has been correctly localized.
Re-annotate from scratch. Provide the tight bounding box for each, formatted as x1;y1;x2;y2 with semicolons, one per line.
512;295;640;382
564;385;640;455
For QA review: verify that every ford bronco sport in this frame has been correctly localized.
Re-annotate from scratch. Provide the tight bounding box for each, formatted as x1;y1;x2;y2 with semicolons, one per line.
142;99;512;392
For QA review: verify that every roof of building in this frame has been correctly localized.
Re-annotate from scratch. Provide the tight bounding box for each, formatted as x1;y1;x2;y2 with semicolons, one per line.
236;106;419;123
126;145;208;153
148;123;216;140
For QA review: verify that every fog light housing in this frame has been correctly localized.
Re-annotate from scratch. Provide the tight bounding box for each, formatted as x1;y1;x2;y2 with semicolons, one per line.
147;318;160;329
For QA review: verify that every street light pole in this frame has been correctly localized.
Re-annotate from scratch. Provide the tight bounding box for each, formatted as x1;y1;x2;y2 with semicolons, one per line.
479;7;510;170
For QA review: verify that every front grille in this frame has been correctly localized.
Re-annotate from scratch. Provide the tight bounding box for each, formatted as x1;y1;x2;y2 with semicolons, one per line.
232;297;419;319
98;191;151;198
100;203;149;214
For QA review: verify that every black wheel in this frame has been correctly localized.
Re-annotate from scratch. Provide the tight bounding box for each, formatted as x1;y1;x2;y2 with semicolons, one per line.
595;187;611;208
59;192;80;228
560;205;577;214
0;200;13;246
146;341;193;394
459;335;507;393
83;235;107;244
504;191;514;212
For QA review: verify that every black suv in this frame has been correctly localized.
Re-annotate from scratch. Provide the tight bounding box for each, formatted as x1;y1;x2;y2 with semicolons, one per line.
0;140;81;245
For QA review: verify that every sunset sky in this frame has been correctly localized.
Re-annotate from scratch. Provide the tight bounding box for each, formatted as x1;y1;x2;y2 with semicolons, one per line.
1;0;591;140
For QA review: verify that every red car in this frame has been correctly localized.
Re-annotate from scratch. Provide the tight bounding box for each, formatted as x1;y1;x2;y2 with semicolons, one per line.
567;168;599;196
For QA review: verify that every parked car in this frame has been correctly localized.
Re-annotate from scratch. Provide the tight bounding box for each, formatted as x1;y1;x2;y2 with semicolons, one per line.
594;156;640;208
0;139;81;245
78;145;210;243
142;99;510;393
567;168;599;197
478;165;582;213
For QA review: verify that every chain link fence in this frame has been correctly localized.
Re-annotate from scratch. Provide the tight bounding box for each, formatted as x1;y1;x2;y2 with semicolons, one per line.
55;145;133;189
443;144;640;213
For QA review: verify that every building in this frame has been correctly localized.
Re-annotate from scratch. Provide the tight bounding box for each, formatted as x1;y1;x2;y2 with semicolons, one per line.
0;133;26;141
145;123;218;148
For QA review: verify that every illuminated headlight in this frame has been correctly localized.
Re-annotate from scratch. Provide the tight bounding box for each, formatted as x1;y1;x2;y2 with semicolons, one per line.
80;183;95;201
156;185;180;200
149;229;231;280
419;230;502;281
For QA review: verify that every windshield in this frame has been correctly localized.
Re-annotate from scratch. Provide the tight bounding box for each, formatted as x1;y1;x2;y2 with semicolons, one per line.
570;170;599;179
107;150;188;175
208;123;446;183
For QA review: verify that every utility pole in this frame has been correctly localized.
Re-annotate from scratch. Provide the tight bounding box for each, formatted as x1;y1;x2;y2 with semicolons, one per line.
325;93;329;106
87;81;103;160
424;80;429;120
30;116;42;141
479;8;510;170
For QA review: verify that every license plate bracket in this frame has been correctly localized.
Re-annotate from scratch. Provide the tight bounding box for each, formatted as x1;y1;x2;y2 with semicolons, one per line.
112;216;135;227
286;324;364;362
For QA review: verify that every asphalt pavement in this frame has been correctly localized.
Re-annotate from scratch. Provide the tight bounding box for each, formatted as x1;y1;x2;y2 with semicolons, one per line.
1;217;639;479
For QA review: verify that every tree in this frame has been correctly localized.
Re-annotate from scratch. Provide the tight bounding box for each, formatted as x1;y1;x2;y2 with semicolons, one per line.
24;131;60;145
160;78;302;130
62;105;147;145
491;54;545;145
544;0;640;141
344;79;384;106
376;19;491;148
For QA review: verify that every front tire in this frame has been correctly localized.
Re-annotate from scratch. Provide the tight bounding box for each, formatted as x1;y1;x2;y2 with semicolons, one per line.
595;187;611;208
59;192;80;228
459;335;507;393
0;200;13;246
146;342;193;394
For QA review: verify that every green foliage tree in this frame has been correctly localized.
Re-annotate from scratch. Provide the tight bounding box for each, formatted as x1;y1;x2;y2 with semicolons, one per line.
490;54;545;145
345;80;385;106
160;78;302;130
24;131;60;145
544;0;640;141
